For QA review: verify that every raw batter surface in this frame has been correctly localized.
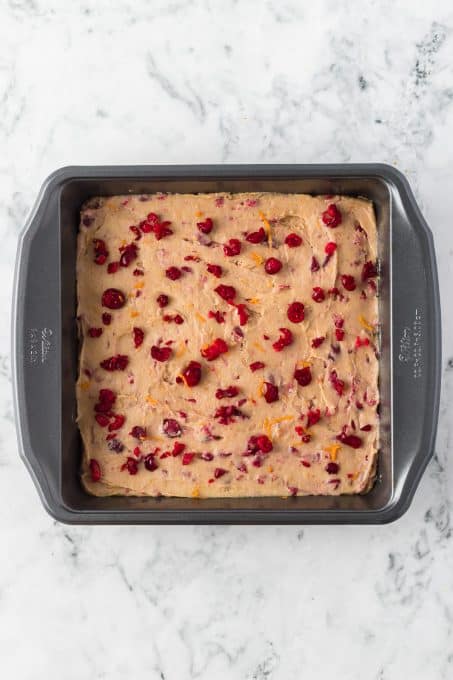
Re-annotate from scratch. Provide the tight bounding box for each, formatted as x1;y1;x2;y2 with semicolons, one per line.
77;192;379;497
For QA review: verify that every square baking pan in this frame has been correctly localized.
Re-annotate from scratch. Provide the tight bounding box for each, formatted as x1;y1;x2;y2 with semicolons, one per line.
12;164;441;524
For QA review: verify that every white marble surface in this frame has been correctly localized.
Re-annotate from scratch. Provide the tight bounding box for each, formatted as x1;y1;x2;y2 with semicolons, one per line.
1;1;453;678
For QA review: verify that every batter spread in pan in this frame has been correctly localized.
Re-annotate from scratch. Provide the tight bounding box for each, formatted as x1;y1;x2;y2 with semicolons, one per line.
77;192;379;497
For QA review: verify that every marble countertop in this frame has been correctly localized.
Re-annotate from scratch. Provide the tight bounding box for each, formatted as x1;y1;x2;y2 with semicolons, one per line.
1;1;453;678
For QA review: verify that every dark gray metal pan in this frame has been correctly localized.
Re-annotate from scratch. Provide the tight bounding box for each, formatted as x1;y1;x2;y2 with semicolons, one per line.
12;164;441;524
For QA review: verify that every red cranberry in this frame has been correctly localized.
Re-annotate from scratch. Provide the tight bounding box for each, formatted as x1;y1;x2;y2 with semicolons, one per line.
312;287;325;303
360;425;372;432
322;203;342;227
165;266;182;280
362;260;378;281
249;361;265;372
129;225;142;240
94;388;116;413
294;366;312;386
200;452;214;461
142;213;173;240
119;243;138;267
306;409;321;427
181;360;202;387
197;217;213;234
330;370;345;396
122;457;138;474
172;442;186;456
207;263;223;278
214;284;236;302
246;228;266;244
287;302;305;323
335;328;345;341
133;327;144;348
108;414;125;432
163;418;182;438
223;239;241;256
325;241;337;255
174;314;184;325
285;233;302;247
214;467;227;479
144;454;158;471
208;310;226;324
107;262;120;274
326;462;339;474
100;354;129;371
336;432;362;448
311;336;325;348
102;313;112;325
130;426;146;440
201;338;228;361
157;294;169;308
263;382;279;403
151;345;172;362
214;405;244;424
215;386;239;399
108;438;124;453
264;257;282;274
88;327;103;338
93;238;108;265
236;304;249;326
89;459;101;482
272;328;293;352
247;434;273;454
102;288;126;309
182;452;195;465
310;256;320;272
95;414;110;427
341;274;356;291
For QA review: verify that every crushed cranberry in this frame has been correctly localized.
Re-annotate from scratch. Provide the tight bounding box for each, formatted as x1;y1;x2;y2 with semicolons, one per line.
102;313;112;326
94;388;116;413
173;314;184;324
122;457;138;474
264;257;282;275
102;288;126;309
337;432;362;448
88;327;103;338
95;413;110;427
285;233;302;247
214;284;236;302
181;360;202;387
362;260;378;281
93;238;108;265
197;217;213;234
306;409;321;427
156;294;169;308
132;326;144;348
214;404;245;424
329;287;341;299
119;243;138;267
151;345;172;362
107;262;120;274
272;328;293;352
100;354;129;371
208;310;226;324
311;336;325;348
246;227;266;244
163;418;182;438
360;424;372;432
288;486;298;496
172;442;186;456
250;361;265;372
200;452;214;461
263;382;279;403
129;225;142;240
182;452;195;465
107;438;124;453
310;256;320;272
133;268;144;276
252;456;263;468
89;459;101;482
355;336;371;348
216;386;239;399
322;203;342;228
341;274;356;291
312;286;325;303
214;467;227;479
236;462;247;473
247;434;273;454
236;303;249;326
294;366;312;386
301;460;311;468
335;328;345;341
165;266;182;280
142;212;173;240
330;370;345;396
207;263;223;278
201;338;228;361
130;426;146;440
325;462;339;474
223;239;241;256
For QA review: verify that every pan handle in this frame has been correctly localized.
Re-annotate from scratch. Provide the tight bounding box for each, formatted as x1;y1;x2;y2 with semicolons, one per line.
388;168;442;517
12;176;62;516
